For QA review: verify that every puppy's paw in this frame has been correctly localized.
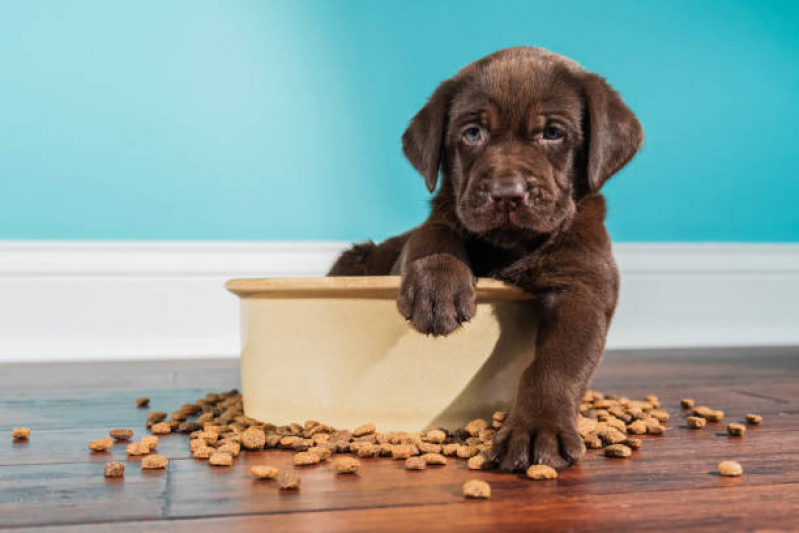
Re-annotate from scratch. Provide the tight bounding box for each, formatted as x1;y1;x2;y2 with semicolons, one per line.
489;414;584;472
397;254;475;337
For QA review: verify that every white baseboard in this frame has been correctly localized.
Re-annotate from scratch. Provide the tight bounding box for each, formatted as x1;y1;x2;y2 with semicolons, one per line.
0;241;797;362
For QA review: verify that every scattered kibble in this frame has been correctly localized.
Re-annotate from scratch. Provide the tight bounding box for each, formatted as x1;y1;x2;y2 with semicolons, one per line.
405;456;426;470
727;423;746;437
141;454;168;470
278;471;300;490
209;452;233;467
680;398;695;409
241;427;266;450
463;479;491;499
687;416;706;429
11;427;30;440
426;429;446;444
718;460;743;477
136;397;150;408
126;442;150;456
604;444;632;458
192;446;214;459
467;454;488;470
294;452;321;466
110;428;133;441
251;465;279;479
421;453;447;466
104;461;125;478
89;438;114;452
333;456;360;474
623;438;642;450
151;422;172;435
141;435;159;450
746;414;762;425
352;423;376;438
526;464;558;479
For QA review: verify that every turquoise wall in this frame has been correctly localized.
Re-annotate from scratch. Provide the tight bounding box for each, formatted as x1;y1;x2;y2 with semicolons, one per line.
1;1;797;242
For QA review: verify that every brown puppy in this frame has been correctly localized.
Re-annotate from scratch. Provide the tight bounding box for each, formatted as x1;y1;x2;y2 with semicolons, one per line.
329;47;643;471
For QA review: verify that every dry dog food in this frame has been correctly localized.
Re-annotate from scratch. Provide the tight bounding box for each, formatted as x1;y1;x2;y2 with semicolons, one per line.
746;414;762;425
727;423;746;437
421;453;447;466
104;461;125;478
462;479;491;499
405;456;426;470
680;398;695;409
623;438;642;450
309;446;332;461
391;444;417;460
467;454;488;470
151;422;172;435
110;428;133;441
136;397;150;408
718;460;743;477
126;442;150;456
251;465;279;479
294;452;321;466
11;427;30;440
278;471;300;490
352;423;376;437
209;452;233;467
192;446;214;459
141;454;168;470
686;416;706;429
333;456;360;474
526;464;558;480
241;427;266;450
604;444;632;458
89;438;114;452
141;435;159;450
426;429;446;444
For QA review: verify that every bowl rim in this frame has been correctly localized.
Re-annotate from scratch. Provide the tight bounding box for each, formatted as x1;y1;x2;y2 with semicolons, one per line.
225;276;533;300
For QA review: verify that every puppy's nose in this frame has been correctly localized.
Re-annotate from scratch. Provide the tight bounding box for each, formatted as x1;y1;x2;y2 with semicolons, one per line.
489;178;526;210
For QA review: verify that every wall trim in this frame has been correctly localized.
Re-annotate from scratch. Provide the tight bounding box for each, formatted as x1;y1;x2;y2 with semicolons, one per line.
1;241;797;362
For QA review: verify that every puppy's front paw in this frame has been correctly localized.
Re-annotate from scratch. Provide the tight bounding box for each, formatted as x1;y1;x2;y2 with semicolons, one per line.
397;254;475;337
489;414;584;472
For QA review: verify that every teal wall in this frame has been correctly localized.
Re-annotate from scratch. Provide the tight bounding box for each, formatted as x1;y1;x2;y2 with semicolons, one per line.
1;1;797;242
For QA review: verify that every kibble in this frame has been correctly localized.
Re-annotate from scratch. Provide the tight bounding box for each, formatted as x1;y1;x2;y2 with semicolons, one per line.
192;446;214;459
727;423;746;437
12;427;30;440
151;422;172;435
352;423;376;437
278;471;300;490
110;428;133;441
89;438;115;452
141;454;168;470
456;445;479;459
421;453;447;466
405;456;426;470
623;438;642;450
680;398;695;409
241;427;266;450
294;452;321;466
467;454;488;470
718;460;743;477
526;464;558;480
604;444;632;458
141;435;159;450
391;444;417;460
126;442;150;456
104;461;125;478
136;397;150;408
746;414;762;425
209;452;233;467
687;416;706;429
426;429;446;444
463;479;491;499
251;465;279;479
308;446;332;461
333;456;361;474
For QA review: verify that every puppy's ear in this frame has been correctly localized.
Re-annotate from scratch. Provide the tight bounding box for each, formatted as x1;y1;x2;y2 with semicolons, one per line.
581;73;644;192
402;78;460;193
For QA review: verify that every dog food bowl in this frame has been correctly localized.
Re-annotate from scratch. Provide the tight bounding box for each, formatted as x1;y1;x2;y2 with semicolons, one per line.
226;276;537;432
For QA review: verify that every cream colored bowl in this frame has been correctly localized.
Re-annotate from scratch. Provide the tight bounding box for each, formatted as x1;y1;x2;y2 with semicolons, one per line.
226;276;537;432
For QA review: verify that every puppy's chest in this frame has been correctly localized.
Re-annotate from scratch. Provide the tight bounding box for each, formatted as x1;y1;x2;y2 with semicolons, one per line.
466;240;545;279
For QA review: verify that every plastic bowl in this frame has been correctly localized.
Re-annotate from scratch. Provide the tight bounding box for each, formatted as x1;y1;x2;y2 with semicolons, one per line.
226;276;537;432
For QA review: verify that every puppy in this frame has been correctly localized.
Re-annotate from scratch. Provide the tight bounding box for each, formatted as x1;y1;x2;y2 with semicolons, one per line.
329;47;643;471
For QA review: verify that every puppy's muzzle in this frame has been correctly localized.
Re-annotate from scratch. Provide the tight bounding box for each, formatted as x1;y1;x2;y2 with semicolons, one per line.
489;177;528;212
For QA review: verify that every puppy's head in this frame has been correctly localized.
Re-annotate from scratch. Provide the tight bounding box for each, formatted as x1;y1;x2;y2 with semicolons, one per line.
403;47;643;247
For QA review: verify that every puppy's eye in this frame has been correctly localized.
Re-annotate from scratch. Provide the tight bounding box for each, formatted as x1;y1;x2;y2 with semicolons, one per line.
543;125;565;141
462;126;483;145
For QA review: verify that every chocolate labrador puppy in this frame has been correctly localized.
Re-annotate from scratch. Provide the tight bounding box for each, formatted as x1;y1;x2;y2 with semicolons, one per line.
328;47;643;471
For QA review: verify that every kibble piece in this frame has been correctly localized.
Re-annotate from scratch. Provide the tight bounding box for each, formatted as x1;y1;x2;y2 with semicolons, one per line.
578;416;599;437
110;428;134;441
405;456;427;470
217;442;241;457
89;438;115;452
417;442;442;454
526;464;558;480
623;438;643;450
356;443;380;458
467;454;488;470
463;479;491;499
136;397;150;408
604;444;632;458
707;410;725;422
718;460;743;477
597;427;627;444
141;435;159;450
192;446;214;459
308;446;332;461
178;422;202;433
727;423;746;437
426;429;446;444
627;420;647;435
209;452;233;466
465;418;489;437
584;435;603;449
333;456;361;474
649;409;670;423
147;411;167;423
251;465;279;479
278;471;300;490
442;443;460;456
421;453;447;466
746;414;762;425
457;445;479;459
141;454;168;470
104;461;125;478
391;444;417;460
241;427;267;450
151;422;172;435
352;423;376;437
126;442;150;456
294;451;321;466
680;398;695;409
687;416;706;429
12;427;30;440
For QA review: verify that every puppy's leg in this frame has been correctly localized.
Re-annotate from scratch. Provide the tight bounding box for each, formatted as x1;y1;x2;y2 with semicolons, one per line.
396;221;475;337
328;232;410;276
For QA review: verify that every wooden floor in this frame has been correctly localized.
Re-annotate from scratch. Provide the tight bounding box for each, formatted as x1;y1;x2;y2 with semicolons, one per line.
1;348;798;532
